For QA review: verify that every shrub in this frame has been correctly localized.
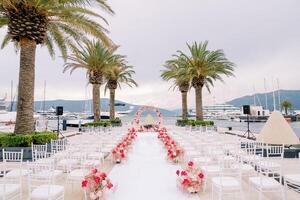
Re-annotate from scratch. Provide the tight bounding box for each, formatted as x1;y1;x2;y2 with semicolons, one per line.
84;121;111;127
84;118;123;127
110;118;122;127
32;132;58;145
176;119;214;126
0;132;57;147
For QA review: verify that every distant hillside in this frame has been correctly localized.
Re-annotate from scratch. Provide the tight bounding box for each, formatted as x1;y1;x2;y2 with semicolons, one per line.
226;90;300;110
8;99;176;116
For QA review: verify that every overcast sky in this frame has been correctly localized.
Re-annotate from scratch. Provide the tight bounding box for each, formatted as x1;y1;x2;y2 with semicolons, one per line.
0;0;299;109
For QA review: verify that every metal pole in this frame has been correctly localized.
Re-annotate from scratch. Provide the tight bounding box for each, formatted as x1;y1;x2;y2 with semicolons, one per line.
57;115;60;135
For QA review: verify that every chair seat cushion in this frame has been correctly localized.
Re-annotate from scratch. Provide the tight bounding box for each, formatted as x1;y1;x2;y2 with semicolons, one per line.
202;165;220;173
69;169;89;181
36;170;63;179
212;177;241;189
194;157;212;164
57;159;78;166
249;176;281;189
31;184;64;199
0;184;21;196
6;169;30;177
285;174;300;185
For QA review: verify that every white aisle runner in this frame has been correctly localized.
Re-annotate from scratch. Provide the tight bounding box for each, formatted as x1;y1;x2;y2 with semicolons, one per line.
107;133;198;200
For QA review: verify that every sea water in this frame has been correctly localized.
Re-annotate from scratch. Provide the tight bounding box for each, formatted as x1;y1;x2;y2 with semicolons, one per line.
120;116;300;138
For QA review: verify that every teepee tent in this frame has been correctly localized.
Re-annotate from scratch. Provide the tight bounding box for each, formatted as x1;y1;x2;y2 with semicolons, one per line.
257;111;300;145
143;114;156;126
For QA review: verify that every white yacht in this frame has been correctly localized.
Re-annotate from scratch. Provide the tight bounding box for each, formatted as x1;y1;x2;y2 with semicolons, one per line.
188;104;242;120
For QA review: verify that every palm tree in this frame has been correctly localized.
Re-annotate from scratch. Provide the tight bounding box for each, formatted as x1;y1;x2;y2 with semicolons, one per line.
161;56;190;120
281;100;292;115
64;40;122;122
105;65;138;119
0;0;113;134
178;41;235;120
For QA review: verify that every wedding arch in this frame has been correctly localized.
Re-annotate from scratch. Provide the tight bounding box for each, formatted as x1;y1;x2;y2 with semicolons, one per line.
132;105;163;129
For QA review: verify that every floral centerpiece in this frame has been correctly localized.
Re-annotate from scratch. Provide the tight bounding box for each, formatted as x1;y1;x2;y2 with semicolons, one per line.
176;161;205;193
82;168;113;200
112;129;137;163
158;129;183;163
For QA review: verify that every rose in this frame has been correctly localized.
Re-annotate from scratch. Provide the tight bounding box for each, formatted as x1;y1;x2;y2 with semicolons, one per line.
81;180;88;187
188;161;194;167
181;171;187;176
94;176;101;183
100;172;107;179
182;178;190;186
198;173;204;179
107;182;113;189
92;168;98;174
176;170;180;176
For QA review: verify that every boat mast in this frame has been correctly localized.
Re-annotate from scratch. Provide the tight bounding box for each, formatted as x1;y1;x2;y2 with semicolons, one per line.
42;80;46;113
264;78;268;110
253;85;256;106
10;80;13;111
272;77;276;111
277;78;281;111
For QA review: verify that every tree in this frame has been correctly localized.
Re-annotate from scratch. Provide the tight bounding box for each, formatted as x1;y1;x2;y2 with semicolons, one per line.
0;0;113;134
161;56;190;120
281;100;292;115
105;65;137;119
178;41;235;120
64;40;121;122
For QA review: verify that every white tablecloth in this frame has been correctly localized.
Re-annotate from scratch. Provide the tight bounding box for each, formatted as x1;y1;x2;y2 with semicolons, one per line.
107;133;198;200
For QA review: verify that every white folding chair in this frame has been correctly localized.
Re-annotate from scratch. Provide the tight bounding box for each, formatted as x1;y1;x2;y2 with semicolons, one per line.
32;143;48;162
2;149;30;179
211;156;244;199
249;159;286;200
0;154;22;200
28;161;64;200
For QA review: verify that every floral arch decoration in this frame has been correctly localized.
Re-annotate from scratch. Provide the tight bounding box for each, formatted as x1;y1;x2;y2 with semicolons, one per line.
132;105;163;129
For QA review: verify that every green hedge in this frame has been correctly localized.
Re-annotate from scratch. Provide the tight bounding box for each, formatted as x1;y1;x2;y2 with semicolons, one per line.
84;121;111;127
84;118;122;127
0;132;58;147
176;119;214;127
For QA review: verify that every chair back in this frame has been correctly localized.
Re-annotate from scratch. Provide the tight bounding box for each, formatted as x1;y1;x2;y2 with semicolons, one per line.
266;144;284;158
32;143;47;161
51;138;67;154
28;160;55;197
2;149;23;162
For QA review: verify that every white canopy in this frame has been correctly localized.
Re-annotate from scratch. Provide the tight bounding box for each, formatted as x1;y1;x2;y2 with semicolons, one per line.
257;111;300;145
143;114;156;125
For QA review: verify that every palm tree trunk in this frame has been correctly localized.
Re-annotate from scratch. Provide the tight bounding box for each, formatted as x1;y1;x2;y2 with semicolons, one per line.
195;86;203;120
92;84;101;122
14;39;36;134
110;89;115;120
285;107;288;115
181;91;188;120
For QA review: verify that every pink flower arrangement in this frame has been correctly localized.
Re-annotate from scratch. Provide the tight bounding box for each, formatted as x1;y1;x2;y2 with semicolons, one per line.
112;129;137;163
82;168;113;200
176;161;205;193
157;128;183;163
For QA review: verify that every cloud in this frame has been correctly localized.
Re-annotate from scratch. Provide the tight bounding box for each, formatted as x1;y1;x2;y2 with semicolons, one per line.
0;0;299;110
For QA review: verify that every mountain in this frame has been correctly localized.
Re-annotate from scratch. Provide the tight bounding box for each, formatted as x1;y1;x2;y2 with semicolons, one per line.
226;90;300;110
7;99;176;116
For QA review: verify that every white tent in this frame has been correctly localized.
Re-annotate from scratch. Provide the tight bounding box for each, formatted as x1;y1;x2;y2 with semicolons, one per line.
143;114;156;125
257;111;300;145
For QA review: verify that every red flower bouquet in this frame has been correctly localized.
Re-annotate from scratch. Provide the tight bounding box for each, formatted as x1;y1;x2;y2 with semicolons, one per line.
82;168;113;200
158;129;183;163
112;129;137;164
176;161;205;194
